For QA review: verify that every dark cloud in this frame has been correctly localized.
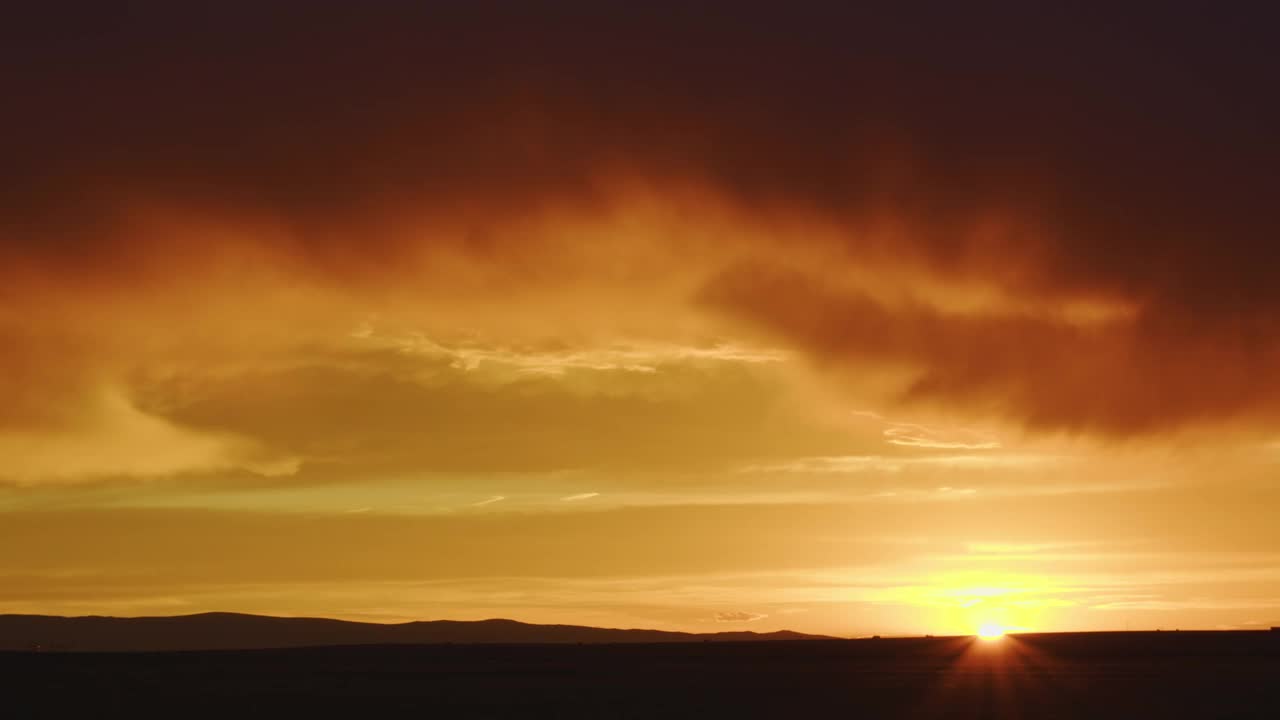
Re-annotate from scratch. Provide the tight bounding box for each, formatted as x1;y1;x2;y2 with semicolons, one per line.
2;2;1278;438
6;3;1275;230
701;263;1280;434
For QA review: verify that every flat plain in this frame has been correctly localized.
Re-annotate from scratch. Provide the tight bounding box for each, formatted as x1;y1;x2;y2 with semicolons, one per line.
5;631;1278;718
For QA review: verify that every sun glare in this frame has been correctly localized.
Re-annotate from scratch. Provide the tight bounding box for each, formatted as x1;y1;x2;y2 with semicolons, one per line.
977;623;1006;640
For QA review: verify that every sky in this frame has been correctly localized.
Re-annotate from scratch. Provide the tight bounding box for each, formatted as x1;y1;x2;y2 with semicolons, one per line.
2;2;1279;636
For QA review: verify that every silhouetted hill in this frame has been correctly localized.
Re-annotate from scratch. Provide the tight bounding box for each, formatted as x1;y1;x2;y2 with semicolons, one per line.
0;612;836;651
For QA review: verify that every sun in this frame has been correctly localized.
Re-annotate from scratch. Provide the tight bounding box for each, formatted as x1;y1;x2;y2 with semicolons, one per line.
977;622;1006;640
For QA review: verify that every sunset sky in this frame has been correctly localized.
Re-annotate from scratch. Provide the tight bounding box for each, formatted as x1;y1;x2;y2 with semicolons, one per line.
3;3;1279;637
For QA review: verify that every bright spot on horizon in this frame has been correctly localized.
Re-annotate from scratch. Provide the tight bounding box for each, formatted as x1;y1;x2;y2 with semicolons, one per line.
977;623;1007;640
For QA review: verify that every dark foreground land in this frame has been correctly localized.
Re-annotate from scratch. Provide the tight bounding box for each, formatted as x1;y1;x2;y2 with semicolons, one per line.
5;631;1278;718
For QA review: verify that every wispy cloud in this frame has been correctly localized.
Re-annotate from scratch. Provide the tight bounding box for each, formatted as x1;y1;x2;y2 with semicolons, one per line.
743;454;1049;475
742;456;904;474
1092;598;1280;611
966;542;1088;555
851;411;1002;450
714;611;767;622
357;330;787;376
471;495;505;507
883;422;1001;450
561;492;600;502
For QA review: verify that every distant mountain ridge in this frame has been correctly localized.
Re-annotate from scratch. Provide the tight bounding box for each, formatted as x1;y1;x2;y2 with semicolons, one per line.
0;612;838;652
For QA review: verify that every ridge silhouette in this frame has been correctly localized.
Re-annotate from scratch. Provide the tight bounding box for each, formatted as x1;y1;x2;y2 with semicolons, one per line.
0;612;836;652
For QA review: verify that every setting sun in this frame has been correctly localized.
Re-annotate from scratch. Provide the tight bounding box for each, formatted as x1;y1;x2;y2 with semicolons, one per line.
977;623;1007;640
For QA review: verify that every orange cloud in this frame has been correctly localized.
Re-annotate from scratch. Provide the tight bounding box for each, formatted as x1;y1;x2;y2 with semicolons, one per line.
3;3;1280;634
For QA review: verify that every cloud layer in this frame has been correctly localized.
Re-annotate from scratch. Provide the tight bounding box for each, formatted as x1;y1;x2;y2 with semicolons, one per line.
2;3;1279;633
4;3;1277;454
